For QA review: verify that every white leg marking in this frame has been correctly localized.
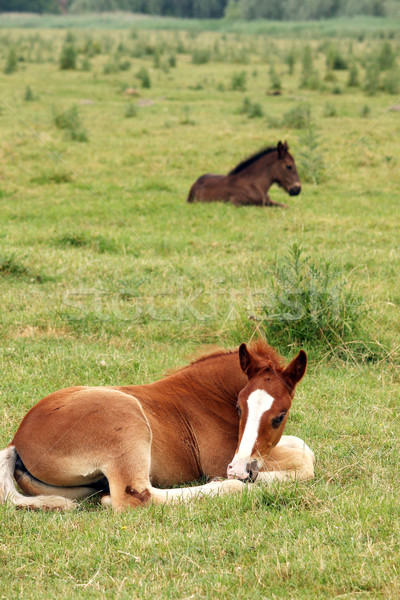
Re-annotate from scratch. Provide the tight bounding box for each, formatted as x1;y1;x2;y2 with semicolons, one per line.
149;480;244;505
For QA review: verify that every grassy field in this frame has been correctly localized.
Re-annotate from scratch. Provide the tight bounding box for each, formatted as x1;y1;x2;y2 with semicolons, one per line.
0;15;399;599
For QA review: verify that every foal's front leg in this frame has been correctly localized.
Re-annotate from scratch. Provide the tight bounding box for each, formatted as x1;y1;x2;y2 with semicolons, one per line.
228;183;264;206
263;192;289;208
256;436;315;484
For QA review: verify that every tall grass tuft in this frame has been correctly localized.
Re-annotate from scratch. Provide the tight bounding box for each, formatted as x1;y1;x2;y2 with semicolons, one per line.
0;253;29;277
260;244;365;354
347;62;359;87
300;44;320;90
363;62;380;95
191;48;211;65
282;103;311;129
59;42;77;70
238;97;263;118
382;68;400;94
24;85;35;101
4;47;18;74
269;66;282;92
231;70;247;91
136;66;151;88
53;105;88;142
125;102;137;118
297;126;325;184
285;46;296;75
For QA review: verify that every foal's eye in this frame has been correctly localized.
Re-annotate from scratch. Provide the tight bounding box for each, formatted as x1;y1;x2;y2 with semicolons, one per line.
272;413;286;428
286;165;293;170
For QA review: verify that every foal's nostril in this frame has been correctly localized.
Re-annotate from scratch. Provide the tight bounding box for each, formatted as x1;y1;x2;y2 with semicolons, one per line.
289;185;301;196
247;460;259;482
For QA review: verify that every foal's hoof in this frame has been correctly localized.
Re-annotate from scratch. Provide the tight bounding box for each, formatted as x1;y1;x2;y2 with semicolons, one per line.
221;479;245;493
101;494;112;509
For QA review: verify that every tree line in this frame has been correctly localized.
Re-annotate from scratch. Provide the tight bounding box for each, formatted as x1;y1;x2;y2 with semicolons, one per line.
1;0;398;19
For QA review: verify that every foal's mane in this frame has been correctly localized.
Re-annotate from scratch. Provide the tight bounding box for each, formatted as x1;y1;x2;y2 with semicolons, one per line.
228;146;278;176
168;339;285;377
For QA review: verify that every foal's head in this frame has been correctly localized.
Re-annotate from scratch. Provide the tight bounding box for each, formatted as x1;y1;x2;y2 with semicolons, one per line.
272;141;301;197
227;343;307;481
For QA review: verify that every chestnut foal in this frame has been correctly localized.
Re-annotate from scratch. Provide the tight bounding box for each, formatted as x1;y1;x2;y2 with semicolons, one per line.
0;340;314;511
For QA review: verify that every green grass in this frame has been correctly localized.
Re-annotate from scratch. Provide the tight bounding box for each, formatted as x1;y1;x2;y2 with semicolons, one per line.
0;15;399;599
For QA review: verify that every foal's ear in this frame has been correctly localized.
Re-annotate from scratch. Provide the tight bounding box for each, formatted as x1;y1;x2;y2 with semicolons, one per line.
277;140;286;159
284;140;289;151
283;350;307;391
239;343;258;378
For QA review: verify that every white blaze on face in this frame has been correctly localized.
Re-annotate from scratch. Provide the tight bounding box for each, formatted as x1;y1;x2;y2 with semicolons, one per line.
227;389;275;479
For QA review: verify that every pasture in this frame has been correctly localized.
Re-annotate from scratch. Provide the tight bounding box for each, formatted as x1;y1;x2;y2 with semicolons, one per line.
0;13;399;599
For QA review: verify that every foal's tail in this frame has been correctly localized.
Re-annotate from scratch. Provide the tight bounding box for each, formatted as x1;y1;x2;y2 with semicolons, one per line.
0;446;75;510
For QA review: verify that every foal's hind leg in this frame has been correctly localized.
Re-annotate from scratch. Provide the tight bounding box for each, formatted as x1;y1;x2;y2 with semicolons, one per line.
102;420;153;512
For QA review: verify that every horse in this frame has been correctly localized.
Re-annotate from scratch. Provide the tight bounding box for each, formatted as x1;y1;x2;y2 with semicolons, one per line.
0;340;315;512
187;141;301;208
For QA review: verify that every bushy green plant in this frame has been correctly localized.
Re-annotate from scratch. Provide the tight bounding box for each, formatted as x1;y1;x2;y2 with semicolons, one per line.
285;46;296;75
332;84;343;94
261;244;365;350
326;44;348;70
364;62;380;95
382;68;400;94
53;105;88;142
377;40;395;70
191;48;211;65
136;66;151;88
323;101;337;117
103;61;118;74
297;126;325;184
81;56;91;71
180;105;195;125
269;66;282;92
125;102;137;118
238;97;252;114
300;44;320;90
247;102;264;118
24;85;35;101
153;51;161;69
360;104;371;117
347;62;359;87
281;103;311;129
238;97;263;118
119;60;131;72
4;47;18;74
0;253;29;277
59;43;77;70
324;70;336;83
231;70;247;91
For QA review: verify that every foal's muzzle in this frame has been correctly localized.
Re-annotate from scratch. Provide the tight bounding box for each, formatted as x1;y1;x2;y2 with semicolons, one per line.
228;459;260;482
289;185;301;196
